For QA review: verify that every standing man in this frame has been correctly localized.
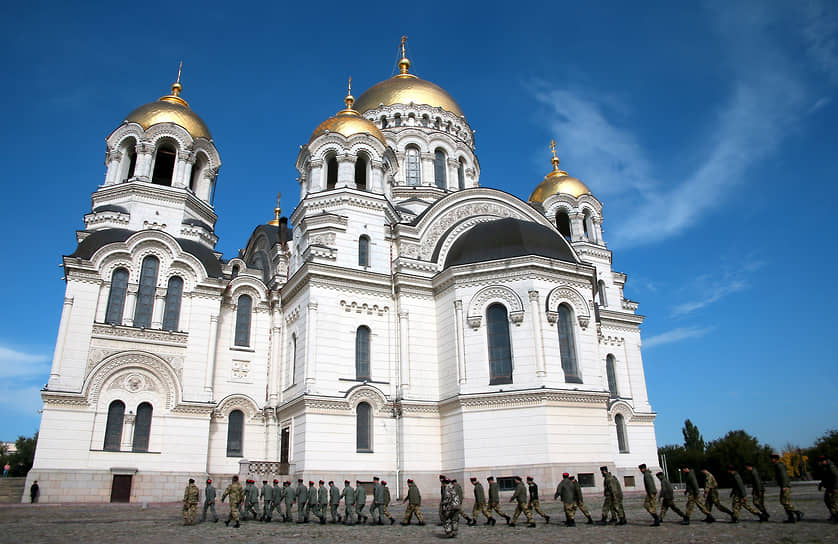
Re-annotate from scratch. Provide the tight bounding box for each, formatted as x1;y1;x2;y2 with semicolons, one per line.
773;453;804;523
316;480;328;524
525;476;550;524
656;471;687;524
640;464;660;526
701;469;734;521
728;465;766;522
598;466;625;525
295;478;308;523
341;479;355;525
272;479;284;521
380;481;395;524
509;476;536;527
245;479;260;521
370;476;383;524
452;479;474;525
743;463;769;520
680;466;711;523
441;477;462;538
29;480;39;504
354;479;368;524
221;475;244;528
202;478;218;523
401;478;425;525
283;481;295;522
306;481;317;522
328;480;342;523
182;478;200;525
570;475;593;524
554;473;576;526
260;479;273;522
816;456;838;522
438;474;447;526
469;477;493;526
487;476;510;524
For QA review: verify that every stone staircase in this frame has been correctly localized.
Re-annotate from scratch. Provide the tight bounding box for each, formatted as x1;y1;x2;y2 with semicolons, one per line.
0;478;26;503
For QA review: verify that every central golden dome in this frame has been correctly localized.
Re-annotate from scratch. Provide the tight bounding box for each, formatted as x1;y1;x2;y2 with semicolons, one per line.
529;143;592;203
310;82;387;145
124;82;212;140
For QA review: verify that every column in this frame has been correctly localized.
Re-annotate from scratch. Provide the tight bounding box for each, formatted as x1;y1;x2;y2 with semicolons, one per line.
398;309;411;395
123;285;138;327
151;289;165;329
420;153;434;186
48;296;74;387
104;150;122;185
121;412;136;452
593;218;604;245
447;158;459;190
134;139;153;181
308;159;323;195
336;154;356;188
269;302;281;405
204;314;220;393
304;302;318;388
570;212;585;242
94;284;110;323
529;290;546;377
454;300;466;384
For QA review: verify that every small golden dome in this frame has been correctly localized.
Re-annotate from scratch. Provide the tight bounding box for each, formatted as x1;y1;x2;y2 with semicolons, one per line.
528;141;592;203
310;79;387;145
124;80;211;140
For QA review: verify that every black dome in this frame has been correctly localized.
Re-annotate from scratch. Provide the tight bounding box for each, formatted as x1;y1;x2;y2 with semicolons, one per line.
444;218;577;268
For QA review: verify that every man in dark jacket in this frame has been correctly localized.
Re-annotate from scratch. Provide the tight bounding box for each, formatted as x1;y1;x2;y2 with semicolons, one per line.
656;471;687;524
554;473;576;526
772;454;804;523
743;463;769;520
727;465;766;522
680;466;712;523
640;464;660;526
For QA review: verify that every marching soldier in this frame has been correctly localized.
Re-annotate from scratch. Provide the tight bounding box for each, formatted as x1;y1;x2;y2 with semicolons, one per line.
816;456;838;522
680;466;712;523
245;479;259;520
355;479;368;523
439;474;447;525
525;476;550;523
772;454;804;523
283;481;295;522
469;477;493;525
328;481;342;523
401;478;425;525
452;479;474;525
221;475;244;528
508;476;535;527
701;469;734;521
727;465;766;522
598;466;625;525
370;476;383;524
381;481;395;524
182;478;200;526
656;471;687;524
640;464;661;526
487;476;510;524
202;478;218;523
341;479;356;525
272;479;284;521
306;481;317;522
554;473;576;526
316;480;328;524
743;463;769;520
295;478;308;523
260;479;273;522
570;475;593;524
441;477;461;537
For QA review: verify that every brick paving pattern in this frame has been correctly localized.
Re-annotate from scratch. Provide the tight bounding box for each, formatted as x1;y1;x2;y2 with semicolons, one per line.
1;484;835;543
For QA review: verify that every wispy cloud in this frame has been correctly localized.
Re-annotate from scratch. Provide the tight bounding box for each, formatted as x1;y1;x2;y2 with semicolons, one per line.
670;259;765;317
0;344;51;380
644;326;714;348
671;279;748;317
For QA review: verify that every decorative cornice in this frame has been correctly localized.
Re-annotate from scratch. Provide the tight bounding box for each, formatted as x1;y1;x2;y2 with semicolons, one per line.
441;389;609;412
91;323;189;345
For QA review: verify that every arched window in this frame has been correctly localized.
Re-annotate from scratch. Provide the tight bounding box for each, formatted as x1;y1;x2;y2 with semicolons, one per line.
133;256;159;328
394;113;402;127
457;159;465;190
231;265;239;278
118;138;137;182
326;155;338;190
151;142;177;186
421;114;429;127
486;303;513;385
358;235;370;267
606;354;618;398
434;149;447;188
434;117;441;129
103;400;125;451
380;115;388;128
405;147;420;186
355;155;368;191
105;268;129;325
598;280;607;308
234;294;252;347
583;210;594;241
615;413;629;453
289;333;297;385
356;402;372;452
162;276;183;332
355;325;371;380
189;153;207;193
226;410;244;457
132;402;152;452
558;304;581;383
556;211;571;239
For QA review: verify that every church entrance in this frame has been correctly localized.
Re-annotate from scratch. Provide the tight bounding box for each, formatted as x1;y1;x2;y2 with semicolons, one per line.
110;475;132;503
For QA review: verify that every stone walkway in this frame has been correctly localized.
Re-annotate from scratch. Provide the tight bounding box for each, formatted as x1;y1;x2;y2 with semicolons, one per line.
1;485;835;543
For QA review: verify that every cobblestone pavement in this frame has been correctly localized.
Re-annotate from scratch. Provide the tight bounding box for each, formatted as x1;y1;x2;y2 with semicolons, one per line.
1;485;835;544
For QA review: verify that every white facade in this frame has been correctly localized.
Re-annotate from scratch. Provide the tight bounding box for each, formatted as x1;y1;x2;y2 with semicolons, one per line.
28;60;658;503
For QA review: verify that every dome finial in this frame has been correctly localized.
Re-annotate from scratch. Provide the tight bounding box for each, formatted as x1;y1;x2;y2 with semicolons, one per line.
345;76;355;110
171;60;183;96
268;192;282;226
398;35;411;75
550;139;560;171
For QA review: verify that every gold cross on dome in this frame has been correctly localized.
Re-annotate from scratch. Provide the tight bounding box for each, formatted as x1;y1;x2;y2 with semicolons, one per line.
400;35;407;57
550;139;557;157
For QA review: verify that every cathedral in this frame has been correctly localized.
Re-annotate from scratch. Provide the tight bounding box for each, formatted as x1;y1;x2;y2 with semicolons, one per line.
28;42;658;503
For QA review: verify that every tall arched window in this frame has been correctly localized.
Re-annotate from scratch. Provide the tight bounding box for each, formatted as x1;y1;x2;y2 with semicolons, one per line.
326;155;338;190
226;410;244;457
457;159;465;190
615;413;629;453
132;402;152;452
118;138;137;182
133;256;159;328
558;303;581;383
421;114;429;127
606;354;618;398
162;276;183;332
583;210;594;241
434;149;447;188
103;400;125;451
234;294;252;347
405;147;420;185
355;155;368;191
151;142;177;186
486;303;513;385
358;236;370;267
380;115;388;128
394;113;402;127
598;280;607;308
105;268;129;325
556;211;571;239
356;402;372;452
355;325;371;381
189;153;207;193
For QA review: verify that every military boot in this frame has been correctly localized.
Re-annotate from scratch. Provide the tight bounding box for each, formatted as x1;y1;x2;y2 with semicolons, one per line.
703;514;716;523
783;512;796;523
596;516;608;525
586;514;593;524
652;514;661;526
617;517;627;525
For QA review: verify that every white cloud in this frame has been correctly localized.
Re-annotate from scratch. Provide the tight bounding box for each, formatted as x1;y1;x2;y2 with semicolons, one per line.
671;279;748;317
669;259;765;317
0;344;51;380
644;326;713;348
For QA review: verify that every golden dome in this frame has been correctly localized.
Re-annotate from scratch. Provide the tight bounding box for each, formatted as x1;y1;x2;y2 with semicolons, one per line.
353;39;464;116
124;81;212;140
310;80;387;145
528;141;592;203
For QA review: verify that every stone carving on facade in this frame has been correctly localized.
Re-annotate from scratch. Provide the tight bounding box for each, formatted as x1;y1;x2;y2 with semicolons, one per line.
213;394;261;421
91;324;189;345
231;359;251;380
86;351;180;410
546;286;590;329
340;300;389;316
420;202;526;260
309;233;336;247
466;285;524;329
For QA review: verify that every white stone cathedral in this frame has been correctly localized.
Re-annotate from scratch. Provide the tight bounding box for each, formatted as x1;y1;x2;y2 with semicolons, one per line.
28;44;658;503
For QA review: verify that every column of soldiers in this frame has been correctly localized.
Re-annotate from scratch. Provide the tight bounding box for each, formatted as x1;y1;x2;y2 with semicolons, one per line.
183;455;838;530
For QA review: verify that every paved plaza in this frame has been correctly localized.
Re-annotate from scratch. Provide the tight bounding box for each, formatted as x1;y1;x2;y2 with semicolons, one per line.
1;484;835;543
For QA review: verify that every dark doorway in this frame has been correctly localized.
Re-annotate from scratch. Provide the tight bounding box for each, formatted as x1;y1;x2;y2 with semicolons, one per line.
279;427;290;474
110;474;132;503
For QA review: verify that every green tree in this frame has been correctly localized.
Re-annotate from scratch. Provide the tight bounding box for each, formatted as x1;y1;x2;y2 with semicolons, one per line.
704;430;773;486
682;419;705;453
8;433;37;477
807;429;838;462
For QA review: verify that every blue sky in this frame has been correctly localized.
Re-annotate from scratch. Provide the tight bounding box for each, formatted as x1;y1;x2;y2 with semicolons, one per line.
1;1;836;450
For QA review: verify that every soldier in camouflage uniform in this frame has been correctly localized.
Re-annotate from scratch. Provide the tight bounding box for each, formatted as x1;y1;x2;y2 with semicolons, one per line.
640;464;661;526
370;476;383;524
260;480;273;522
221;475;244;528
182;478;200;525
355;479;368;523
452;479;474;525
283;481;295;522
248;479;261;520
469;477;492;525
525;476;550;523
656;471;687;524
401;478;425;525
201;478;218;523
328;481;342;523
598;466;625;525
570;475;593;524
680;466;711;523
554;473;576;526
772;454;804;523
509;476;536;527
700;469;733;521
294;478;308;523
816;456;838;522
727;465;766;522
271;479;284;521
743;463;769;520
486;476;510;524
441;477;462;538
380;481;395;524
438;474;446;525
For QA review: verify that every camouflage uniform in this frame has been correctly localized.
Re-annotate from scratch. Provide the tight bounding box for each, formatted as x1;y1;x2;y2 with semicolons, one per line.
402;480;424;524
306;482;316;521
554;475;576;524
441;481;461;537
202;481;218;522
317;482;328;523
370;480;384;524
380;482;395;523
354;482;368;523
600;470;625;523
260;481;274;521
729;470;762;521
470;480;492;524
744;466;769;518
182;481;199;525
487;479;510;522
221;479;244;526
656;473;686;522
340;481;356;524
329;482;342;522
453;481;472;523
702;471;733;517
571;477;593;522
818;459;838;520
681;468;710;519
509;479;534;526
526;478;550;522
283;482;295;522
641;467;659;525
773;458;803;522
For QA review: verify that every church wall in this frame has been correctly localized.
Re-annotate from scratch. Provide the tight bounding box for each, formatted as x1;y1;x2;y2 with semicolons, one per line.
433;289;458;396
300;411;397;472
56;279;101;391
401;296;439;400
624;331;652;412
180;293;219;402
212;299;271;407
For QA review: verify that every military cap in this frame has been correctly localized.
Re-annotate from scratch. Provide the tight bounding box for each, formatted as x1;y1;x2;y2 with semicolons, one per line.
469;477;477;482
487;476;495;481
407;479;414;483
207;479;212;483
439;474;446;479
263;480;268;483
770;453;780;460
319;480;325;484
356;479;362;484
727;464;736;471
373;476;380;481
345;479;351;483
655;471;664;477
569;475;576;480
232;475;239;481
514;476;522;481
638;463;647;470
442;477;451;484
452;479;458;483
382;481;387;485
328;480;334;485
298;478;304;482
600;466;608;472
562;472;569;477
273;479;279;484
189;478;195;483
526;476;533;481
309;481;315;485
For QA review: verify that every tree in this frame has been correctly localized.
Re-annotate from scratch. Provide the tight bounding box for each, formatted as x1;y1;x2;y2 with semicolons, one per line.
808;429;838;462
703;430;773;486
8;433;37;477
682;419;705;453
